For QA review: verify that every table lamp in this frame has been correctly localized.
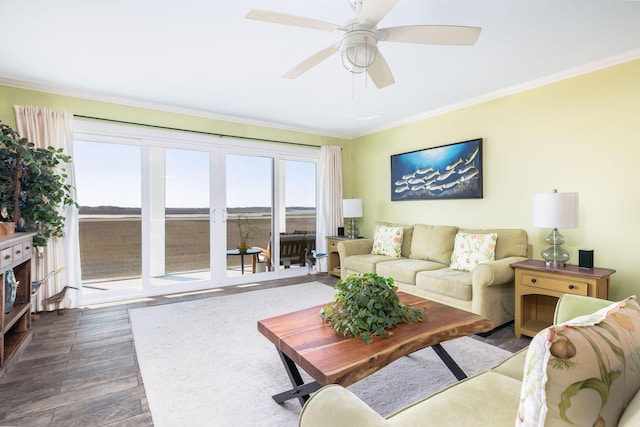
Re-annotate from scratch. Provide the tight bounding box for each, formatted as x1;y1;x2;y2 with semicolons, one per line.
532;189;578;266
343;198;363;239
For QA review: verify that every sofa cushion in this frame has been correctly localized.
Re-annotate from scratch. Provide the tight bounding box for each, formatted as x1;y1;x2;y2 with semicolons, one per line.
388;371;522;426
449;232;497;272
375;258;446;286
517;296;640;427
491;347;528;382
400;225;414;258
371;225;404;257
343;254;397;274
415;268;473;301
409;224;458;264
460;228;528;260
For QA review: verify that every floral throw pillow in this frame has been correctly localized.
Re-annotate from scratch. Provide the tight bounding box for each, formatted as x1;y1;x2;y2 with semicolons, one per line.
516;296;640;427
371;225;404;257
449;232;497;272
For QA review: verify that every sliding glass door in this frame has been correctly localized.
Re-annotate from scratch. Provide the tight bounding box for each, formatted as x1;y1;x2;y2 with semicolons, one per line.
277;159;317;272
151;147;211;287
75;139;143;297
225;154;273;278
74;121;318;304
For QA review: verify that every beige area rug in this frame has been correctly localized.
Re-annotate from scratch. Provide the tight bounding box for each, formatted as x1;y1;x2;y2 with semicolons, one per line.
130;282;512;427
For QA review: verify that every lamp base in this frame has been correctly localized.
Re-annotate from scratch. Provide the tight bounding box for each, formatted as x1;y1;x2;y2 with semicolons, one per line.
541;228;571;267
544;259;568;268
346;218;359;239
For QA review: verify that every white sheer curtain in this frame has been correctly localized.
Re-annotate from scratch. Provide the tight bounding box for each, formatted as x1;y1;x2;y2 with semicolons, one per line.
317;146;343;255
13;105;81;310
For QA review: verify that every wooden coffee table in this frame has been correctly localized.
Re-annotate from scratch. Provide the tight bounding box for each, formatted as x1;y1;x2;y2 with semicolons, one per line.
257;292;493;406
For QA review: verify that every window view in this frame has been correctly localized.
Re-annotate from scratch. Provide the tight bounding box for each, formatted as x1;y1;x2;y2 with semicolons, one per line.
225;154;273;276
224;156;317;275
284;160;316;235
276;160;317;272
74;140;142;294
74;125;319;301
161;148;210;283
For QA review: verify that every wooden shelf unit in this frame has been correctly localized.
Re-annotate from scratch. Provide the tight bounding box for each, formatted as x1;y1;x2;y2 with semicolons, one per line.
1;232;34;376
512;259;615;338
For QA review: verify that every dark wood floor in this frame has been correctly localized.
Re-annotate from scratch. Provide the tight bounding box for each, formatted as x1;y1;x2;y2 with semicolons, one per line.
0;275;530;426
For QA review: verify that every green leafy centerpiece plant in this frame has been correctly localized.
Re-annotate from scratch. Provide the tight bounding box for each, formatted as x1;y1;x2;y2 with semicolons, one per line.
320;273;426;344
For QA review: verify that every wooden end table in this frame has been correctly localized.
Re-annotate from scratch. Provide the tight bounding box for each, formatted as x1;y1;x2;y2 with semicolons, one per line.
326;236;347;277
257;292;493;406
512;259;615;338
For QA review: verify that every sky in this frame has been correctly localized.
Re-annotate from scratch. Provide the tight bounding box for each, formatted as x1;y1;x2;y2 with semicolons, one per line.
73;140;316;208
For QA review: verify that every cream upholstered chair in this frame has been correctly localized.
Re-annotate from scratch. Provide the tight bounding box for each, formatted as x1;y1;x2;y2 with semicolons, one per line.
298;294;640;427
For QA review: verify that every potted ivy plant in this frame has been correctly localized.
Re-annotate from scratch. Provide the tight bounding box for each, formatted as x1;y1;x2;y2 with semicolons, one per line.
0;121;77;247
320;273;426;344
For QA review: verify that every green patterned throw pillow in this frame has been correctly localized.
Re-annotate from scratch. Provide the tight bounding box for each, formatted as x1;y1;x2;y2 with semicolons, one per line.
449;232;497;272
371;225;404;257
517;296;640;427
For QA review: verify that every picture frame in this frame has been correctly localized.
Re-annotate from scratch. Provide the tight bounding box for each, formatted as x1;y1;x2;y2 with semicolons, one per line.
391;138;483;201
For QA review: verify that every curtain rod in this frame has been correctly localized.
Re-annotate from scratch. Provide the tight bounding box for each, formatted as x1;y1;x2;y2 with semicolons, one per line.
73;114;321;149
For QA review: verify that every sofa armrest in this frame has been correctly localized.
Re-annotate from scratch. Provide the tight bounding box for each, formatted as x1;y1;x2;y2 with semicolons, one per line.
337;239;374;258
618;389;640;427
472;256;527;288
553;293;613;324
491;347;528;381
298;385;391;427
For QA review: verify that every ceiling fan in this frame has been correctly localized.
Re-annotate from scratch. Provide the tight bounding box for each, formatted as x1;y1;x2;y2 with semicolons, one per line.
245;0;481;89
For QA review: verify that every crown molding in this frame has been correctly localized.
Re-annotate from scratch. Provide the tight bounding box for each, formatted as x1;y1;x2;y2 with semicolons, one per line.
0;77;347;140
356;49;640;139
2;48;639;141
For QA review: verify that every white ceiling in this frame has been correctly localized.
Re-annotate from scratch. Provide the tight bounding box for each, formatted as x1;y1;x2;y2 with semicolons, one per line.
1;0;639;139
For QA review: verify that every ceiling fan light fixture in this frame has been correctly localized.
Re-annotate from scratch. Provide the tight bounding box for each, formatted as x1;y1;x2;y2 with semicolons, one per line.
340;30;378;74
246;4;481;88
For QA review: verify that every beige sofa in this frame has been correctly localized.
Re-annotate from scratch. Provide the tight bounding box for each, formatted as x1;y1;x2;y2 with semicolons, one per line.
298;294;640;427
337;224;528;328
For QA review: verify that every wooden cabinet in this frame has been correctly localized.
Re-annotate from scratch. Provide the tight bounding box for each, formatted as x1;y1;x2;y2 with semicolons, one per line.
1;233;34;376
327;236;347;278
512;259;615;338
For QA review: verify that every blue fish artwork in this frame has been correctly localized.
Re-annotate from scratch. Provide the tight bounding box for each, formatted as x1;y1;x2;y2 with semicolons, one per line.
391;139;483;201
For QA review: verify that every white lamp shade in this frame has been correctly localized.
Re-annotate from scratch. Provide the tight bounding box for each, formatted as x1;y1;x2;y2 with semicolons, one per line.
532;192;578;228
343;199;363;218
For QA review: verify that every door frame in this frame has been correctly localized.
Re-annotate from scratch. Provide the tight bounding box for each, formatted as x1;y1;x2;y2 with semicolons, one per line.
74;120;320;305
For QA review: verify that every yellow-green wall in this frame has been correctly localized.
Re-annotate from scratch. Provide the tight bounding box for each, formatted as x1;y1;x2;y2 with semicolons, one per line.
0;85;348;148
2;59;639;300
348;59;640;300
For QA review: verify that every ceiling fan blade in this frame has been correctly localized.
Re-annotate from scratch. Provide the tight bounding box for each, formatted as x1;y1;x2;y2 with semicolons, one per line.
367;52;395;89
246;9;341;32
282;44;340;79
357;0;400;26
378;25;481;46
